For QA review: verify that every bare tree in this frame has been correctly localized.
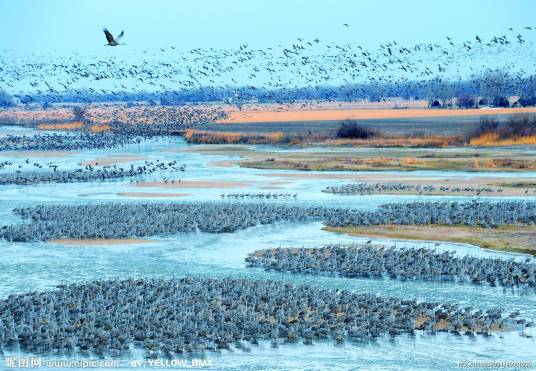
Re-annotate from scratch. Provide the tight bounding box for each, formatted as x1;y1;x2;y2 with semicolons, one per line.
476;70;510;107
72;105;88;121
424;79;454;108
518;75;536;106
456;94;476;109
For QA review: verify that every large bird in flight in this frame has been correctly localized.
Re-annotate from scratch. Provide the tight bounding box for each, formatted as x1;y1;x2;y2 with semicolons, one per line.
103;28;125;46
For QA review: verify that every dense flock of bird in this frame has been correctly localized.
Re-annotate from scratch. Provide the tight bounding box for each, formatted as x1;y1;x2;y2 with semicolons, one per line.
0;159;185;186
1;200;534;242
324;200;536;229
324;182;500;195
247;245;536;289
1;26;535;104
0;106;225;151
83;106;226;130
0;278;529;357
0;132;141;151
0;203;332;241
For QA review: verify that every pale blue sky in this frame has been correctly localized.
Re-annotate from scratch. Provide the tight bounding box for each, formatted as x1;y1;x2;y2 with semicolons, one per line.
1;0;535;53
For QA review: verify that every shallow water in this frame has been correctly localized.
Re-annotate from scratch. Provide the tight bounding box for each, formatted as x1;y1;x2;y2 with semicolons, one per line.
1;137;536;370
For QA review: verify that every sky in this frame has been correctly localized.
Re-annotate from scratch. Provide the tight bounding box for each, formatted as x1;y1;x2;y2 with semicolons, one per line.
1;0;536;53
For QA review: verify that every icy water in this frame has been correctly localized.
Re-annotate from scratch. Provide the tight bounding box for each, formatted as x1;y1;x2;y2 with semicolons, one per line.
1;133;536;370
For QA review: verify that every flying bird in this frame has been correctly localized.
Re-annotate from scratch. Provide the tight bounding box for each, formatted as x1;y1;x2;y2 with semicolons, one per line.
103;28;125;46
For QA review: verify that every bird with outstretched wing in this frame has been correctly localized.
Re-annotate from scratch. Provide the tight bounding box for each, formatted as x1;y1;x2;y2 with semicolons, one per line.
103;28;124;46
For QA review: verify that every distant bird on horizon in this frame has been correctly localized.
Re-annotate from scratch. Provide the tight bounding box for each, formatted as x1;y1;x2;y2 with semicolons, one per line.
103;28;125;46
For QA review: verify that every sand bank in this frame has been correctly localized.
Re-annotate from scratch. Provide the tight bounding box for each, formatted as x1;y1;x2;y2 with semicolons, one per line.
259;173;536;196
260;172;535;184
170;145;255;156
207;160;237;168
118;192;190;198
134;180;255;188
81;155;147;167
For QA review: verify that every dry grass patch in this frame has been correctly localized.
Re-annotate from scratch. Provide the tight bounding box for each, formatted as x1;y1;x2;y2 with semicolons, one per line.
241;156;536;172
470;133;536;146
324;135;463;147
184;129;285;144
184;129;463;147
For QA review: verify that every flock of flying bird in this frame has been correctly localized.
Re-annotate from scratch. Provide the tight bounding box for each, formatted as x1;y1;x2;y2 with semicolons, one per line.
1;26;535;105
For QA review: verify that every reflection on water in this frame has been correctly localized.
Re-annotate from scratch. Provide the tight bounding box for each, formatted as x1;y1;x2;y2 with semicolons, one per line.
1;137;536;369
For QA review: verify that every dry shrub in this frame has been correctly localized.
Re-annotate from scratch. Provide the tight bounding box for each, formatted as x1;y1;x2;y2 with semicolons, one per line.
468;114;536;146
336;120;377;139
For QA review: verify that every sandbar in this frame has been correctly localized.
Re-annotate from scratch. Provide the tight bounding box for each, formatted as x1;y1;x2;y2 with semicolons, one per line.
81;155;147;167
134;180;255;188
118;192;190;198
